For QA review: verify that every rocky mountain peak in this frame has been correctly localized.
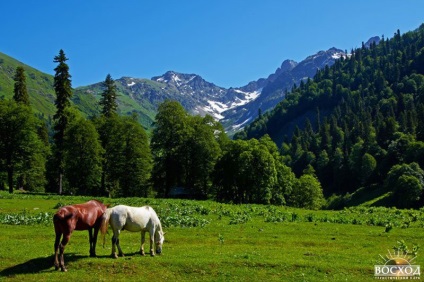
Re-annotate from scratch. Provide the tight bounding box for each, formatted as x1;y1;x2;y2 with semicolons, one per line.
280;59;298;73
364;36;381;48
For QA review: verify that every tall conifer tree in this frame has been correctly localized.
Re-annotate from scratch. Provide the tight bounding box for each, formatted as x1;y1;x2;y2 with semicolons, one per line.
100;74;118;117
53;49;72;194
13;66;29;105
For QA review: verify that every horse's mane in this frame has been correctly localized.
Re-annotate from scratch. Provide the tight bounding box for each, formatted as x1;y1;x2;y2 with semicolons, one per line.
148;206;163;232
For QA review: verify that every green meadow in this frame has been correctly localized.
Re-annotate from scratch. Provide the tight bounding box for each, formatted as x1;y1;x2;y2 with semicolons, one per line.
0;192;423;281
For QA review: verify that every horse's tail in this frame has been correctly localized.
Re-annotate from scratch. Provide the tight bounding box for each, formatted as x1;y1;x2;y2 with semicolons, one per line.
100;208;112;247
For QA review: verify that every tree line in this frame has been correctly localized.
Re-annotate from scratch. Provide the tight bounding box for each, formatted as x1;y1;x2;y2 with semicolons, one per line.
0;50;324;209
3;24;424;209
236;25;424;208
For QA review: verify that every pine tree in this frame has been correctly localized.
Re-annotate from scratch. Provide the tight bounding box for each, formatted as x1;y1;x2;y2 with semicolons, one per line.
13;66;29;105
99;74;118;117
52;49;72;194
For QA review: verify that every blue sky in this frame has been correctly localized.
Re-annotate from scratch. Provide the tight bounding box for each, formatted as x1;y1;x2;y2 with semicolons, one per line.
1;1;424;88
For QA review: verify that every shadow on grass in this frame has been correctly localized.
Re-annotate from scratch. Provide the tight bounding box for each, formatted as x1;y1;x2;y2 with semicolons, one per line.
0;251;153;277
97;251;152;258
0;253;84;277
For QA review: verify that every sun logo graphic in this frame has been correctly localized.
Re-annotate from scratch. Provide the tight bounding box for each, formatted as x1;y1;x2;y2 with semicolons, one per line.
375;248;421;279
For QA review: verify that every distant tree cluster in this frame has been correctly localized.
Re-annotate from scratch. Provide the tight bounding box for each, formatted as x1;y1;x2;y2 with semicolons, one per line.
237;25;424;208
0;49;325;209
0;55;151;198
150;101;324;208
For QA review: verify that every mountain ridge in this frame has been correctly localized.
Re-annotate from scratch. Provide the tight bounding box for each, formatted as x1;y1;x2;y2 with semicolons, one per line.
0;37;379;132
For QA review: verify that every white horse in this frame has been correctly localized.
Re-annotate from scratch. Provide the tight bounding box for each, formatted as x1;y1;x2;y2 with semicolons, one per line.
100;205;165;258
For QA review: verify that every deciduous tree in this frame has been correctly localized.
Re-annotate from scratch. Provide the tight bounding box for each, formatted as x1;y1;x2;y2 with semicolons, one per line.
0;101;46;193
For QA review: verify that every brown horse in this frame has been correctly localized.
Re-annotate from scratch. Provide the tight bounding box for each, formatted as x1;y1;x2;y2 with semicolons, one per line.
53;200;108;272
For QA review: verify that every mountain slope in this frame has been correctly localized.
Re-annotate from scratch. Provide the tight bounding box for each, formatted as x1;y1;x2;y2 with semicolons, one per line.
0;52;100;121
0;52;56;117
235;24;424;206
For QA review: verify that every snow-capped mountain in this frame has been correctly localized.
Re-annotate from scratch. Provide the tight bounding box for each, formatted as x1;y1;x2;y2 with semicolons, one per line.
220;47;348;133
150;71;261;120
75;40;379;133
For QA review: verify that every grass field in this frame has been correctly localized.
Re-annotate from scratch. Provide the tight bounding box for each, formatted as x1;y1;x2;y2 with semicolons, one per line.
0;192;422;281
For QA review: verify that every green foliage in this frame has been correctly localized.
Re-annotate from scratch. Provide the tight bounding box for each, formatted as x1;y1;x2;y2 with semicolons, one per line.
386;163;424;208
288;174;325;210
0;100;47;193
0;210;51;225
213;136;292;205
94;114;152;198
63;111;103;195
118;116;152;197
393;239;420;257
151;101;221;198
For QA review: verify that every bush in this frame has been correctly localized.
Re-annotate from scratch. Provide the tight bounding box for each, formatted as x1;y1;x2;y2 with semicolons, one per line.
385;163;424;208
288;175;325;210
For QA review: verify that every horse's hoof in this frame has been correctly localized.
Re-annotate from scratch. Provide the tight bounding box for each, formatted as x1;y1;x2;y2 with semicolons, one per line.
61;267;67;272
90;253;96;257
111;253;118;259
55;266;59;271
150;253;155;257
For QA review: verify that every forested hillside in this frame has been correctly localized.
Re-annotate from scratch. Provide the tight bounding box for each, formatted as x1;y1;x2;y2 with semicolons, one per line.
2;25;424;210
0;52;100;122
236;24;424;208
0;52;56;117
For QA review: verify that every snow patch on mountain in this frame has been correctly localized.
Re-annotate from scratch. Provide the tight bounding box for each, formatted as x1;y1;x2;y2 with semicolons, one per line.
232;117;253;131
232;89;261;107
196;88;262;120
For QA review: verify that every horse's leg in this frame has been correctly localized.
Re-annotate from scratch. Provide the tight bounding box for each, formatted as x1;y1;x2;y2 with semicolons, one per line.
54;232;61;270
59;232;71;272
111;235;118;259
111;229;123;258
88;228;95;257
92;226;100;257
149;228;155;257
140;231;145;256
116;230;124;257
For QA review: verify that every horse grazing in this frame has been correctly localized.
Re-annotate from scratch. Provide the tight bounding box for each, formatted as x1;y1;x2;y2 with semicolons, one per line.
100;205;165;258
53;200;108;272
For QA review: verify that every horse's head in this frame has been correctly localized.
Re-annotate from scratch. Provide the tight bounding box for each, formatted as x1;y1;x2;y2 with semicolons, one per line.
155;230;165;255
